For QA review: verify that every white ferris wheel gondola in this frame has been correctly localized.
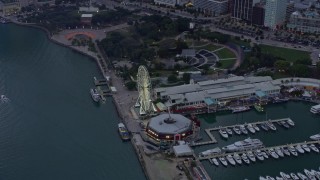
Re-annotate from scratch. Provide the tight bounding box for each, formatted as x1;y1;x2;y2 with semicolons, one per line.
136;65;153;115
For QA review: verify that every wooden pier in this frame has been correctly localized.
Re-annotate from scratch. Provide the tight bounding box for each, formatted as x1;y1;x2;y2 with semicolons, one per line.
198;140;320;161
205;117;292;132
190;129;217;147
94;77;109;86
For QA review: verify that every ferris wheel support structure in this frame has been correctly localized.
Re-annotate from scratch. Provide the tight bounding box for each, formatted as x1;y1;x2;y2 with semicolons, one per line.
136;65;153;115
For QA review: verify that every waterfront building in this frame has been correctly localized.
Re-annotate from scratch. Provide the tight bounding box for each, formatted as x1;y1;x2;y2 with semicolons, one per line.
154;0;176;7
230;0;260;22
194;0;228;16
81;14;93;25
286;1;294;21
146;113;194;142
154;76;280;113
287;11;320;33
264;0;287;29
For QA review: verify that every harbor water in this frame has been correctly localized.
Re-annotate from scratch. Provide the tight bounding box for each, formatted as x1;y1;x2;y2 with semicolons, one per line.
0;24;145;180
196;101;320;180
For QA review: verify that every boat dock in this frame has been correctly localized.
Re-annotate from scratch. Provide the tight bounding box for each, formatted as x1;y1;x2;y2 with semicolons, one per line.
94;77;109;86
190;129;217;147
198;140;320;161
206;117;292;132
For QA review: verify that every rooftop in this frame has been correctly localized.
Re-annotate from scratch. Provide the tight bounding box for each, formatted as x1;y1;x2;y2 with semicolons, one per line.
148;114;192;134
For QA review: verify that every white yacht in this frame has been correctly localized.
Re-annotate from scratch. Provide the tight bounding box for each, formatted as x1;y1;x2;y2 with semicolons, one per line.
259;176;267;180
261;150;269;159
310;104;320;114
266;176;275;180
295;145;305;154
304;169;316;180
309;144;319;153
252;124;260;131
199;147;222;157
288;146;298;156
280;172;291;179
290;173;299;180
212;158;219;166
301;144;311;152
226;154;236;166
247;151;256;162
241;153;250;164
287;119;295;126
254;150;264;161
222;138;264;152
275;147;284;157
297;172;308;180
232;106;251;113
240;125;248;134
226;128;233;135
266;121;277;131
233;126;241;135
268;148;279;159
233;153;242;164
260;123;269;131
310;133;320;141
219;128;229;139
219;157;228;166
90;88;101;102
310;169;320;180
280;121;290;129
281;147;290;156
247;124;256;134
275;176;283;180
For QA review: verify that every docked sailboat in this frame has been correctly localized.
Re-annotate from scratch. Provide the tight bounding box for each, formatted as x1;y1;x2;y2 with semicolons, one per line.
219;128;229;139
310;133;320;141
295;145;305;154
226;155;236;166
309;144;319;153
246;124;256;134
222;138;264;152
288;146;298;156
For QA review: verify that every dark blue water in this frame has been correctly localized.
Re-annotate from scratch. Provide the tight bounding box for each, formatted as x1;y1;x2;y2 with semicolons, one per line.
196;102;320;180
0;24;145;180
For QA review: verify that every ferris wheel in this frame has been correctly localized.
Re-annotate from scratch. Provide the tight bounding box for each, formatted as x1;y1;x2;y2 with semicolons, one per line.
136;65;152;115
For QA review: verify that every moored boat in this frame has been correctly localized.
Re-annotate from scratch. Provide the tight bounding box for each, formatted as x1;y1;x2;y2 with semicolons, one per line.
268;148;279;159
254;150;264;161
309;144;319;153
240;125;248;135
199;147;222;157
247;151;256;162
247;123;256;134
226;128;233;135
232;106;251;113
222;137;264;152
260;123;270;131
266;121;276;131
252;124;260;131
281;147;290;156
288;145;298;156
118;123;130;141
233;153;242;164
310;169;320;180
275;147;284;157
233;126;241;135
304;169;316;180
254;104;264;112
280;121;290;129
301;144;311;153
266;176;275;180
241;153;250;164
280;172;291;179
219;128;229;139
290;173;299;180
310;104;320;114
310;133;320;141
287;119;295;126
90;88;101;102
295;144;305;154
219;157;228;166
297;172;308;180
212;158;219;166
261;150;269;159
226;154;236;166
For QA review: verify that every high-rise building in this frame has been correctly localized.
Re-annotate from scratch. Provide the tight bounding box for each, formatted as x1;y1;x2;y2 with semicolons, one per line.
252;3;265;26
264;0;287;29
194;0;229;16
230;0;260;22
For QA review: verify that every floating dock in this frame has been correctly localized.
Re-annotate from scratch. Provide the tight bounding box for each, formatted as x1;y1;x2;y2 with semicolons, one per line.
190;129;217;147
198;140;320;161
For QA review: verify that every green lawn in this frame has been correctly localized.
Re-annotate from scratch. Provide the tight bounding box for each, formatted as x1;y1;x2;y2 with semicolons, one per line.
259;45;311;62
219;59;236;69
215;48;237;59
195;44;222;51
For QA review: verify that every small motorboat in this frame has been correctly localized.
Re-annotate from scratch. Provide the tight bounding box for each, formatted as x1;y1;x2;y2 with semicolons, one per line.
261;150;269;159
309;144;319;153
275;176;283;180
266;121;276;131
212;158;219;166
295;145;305;154
219;157;228;166
310;169;320;180
297;172;308;180
226;154;236;166
281;147;290;156
219;128;229;139
260;123;269;131
287;119;295;126
233;126;241;135
247;123;256;134
241;153;250;164
301;144;311;153
288;146;298;156
252;124;260;131
268;148;279;159
233;153;242;165
240;125;248;135
280;121;290;129
247;151;256;162
254;150;264;161
304;169;316;180
280;172;291;180
226;128;233;135
266;176;275;180
275;147;284;157
290;173;299;180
